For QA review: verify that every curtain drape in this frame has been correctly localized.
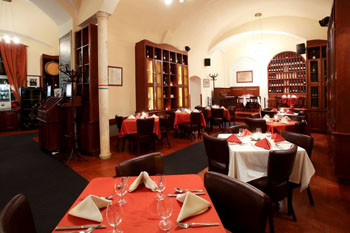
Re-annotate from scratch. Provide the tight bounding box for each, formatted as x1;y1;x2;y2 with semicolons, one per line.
0;42;27;103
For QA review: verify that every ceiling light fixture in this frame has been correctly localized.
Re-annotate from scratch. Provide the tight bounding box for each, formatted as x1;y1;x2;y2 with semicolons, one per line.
164;0;172;6
179;0;184;3
0;0;20;44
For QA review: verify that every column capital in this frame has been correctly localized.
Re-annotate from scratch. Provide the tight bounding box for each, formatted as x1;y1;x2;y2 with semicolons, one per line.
96;11;110;19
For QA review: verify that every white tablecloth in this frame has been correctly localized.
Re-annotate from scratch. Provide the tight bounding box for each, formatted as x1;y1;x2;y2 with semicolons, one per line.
217;134;315;191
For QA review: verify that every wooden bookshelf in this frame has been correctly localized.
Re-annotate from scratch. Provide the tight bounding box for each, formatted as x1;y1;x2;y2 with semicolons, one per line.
267;51;306;98
135;40;189;112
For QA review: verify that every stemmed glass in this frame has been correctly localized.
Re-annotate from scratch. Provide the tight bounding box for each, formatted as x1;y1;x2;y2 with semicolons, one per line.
238;128;244;137
114;177;128;205
155;175;166;200
157;196;173;231
256;128;262;140
106;203;123;233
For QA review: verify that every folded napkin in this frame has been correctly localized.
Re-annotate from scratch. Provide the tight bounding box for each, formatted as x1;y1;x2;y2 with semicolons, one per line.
176;109;181;113
184;109;191;113
193;109;200;113
220;106;225;109
255;138;271;150
127;114;135;119
286;110;294;114
263;114;270;121
69;195;111;222
176;192;211;222
129;171;157;192
271;133;285;143
151;114;157;118
227;134;242;144
242;129;252;136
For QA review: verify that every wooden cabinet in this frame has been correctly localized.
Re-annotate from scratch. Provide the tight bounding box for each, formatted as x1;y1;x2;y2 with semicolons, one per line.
327;0;350;180
0;109;18;131
135;40;189;112
41;54;59;97
306;40;328;133
20;87;42;130
268;51;307;98
75;24;99;154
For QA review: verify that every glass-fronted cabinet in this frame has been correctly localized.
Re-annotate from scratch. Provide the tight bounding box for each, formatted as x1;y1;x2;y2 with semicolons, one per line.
0;84;11;110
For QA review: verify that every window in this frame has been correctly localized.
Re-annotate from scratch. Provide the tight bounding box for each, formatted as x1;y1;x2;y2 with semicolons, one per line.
0;53;16;102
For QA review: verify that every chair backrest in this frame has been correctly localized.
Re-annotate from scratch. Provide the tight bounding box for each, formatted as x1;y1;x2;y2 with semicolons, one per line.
267;145;297;193
166;110;175;129
226;124;248;134
261;110;276;118
202;133;230;175
204;172;271;233
136;118;154;135
115;115;125;131
115;152;164;176
190;112;202;125
293;121;307;134
245;117;267;133
0;194;37;233
195;106;205;111
279;130;314;158
211;108;224;119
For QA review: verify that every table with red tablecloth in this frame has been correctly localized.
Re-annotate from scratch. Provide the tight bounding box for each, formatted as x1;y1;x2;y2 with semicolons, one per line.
266;119;297;134
53;175;225;233
173;112;206;129
206;108;231;121
119;117;161;139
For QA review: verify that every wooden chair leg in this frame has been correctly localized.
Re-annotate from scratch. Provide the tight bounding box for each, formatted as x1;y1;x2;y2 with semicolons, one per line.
166;135;170;149
287;186;297;221
269;212;275;233
306;187;314;206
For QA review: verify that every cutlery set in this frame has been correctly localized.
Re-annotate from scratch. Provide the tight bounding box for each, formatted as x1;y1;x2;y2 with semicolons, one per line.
168;188;205;197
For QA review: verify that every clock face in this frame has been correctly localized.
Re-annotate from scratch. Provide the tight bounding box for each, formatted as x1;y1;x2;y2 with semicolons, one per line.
45;61;59;76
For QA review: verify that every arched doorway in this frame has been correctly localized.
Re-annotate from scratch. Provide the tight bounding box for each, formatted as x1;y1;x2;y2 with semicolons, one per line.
190;76;201;109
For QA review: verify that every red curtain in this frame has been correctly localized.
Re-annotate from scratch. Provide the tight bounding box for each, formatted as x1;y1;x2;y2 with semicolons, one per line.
0;42;27;103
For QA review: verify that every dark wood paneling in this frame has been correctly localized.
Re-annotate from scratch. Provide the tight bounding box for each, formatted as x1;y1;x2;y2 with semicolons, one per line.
0;110;18;131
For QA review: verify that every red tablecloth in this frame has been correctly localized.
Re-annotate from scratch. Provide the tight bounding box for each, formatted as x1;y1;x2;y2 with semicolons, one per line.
173;112;206;129
53;175;225;233
119;117;161;139
266;120;297;134
207;108;231;121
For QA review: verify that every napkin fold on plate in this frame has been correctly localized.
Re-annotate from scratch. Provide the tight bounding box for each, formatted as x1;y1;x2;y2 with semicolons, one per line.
227;134;242;144
280;117;290;124
127;114;135;119
69;195;112;222
193;109;200;113
176;192;211;222
176;109;181;113
129;171;157;192
271;133;285;143
263;114;270;121
255;138;271;150
151;114;157;118
242;129;252;136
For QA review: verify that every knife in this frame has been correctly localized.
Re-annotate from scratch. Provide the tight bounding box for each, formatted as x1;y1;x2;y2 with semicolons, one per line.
168;192;205;197
55;224;106;230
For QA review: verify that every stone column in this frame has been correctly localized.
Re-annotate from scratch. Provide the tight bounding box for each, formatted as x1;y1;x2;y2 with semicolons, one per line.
96;11;111;160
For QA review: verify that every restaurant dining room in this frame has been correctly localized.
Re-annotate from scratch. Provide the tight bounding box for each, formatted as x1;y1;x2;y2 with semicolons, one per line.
1;0;350;232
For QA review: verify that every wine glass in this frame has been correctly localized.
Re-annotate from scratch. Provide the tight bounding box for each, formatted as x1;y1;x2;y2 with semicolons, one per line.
106;203;123;233
114;177;128;205
157;196;173;231
238;128;244;137
155;175;166;200
256;128;262;139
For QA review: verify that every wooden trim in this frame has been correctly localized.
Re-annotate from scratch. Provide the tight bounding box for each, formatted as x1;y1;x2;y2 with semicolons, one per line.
330;131;350;136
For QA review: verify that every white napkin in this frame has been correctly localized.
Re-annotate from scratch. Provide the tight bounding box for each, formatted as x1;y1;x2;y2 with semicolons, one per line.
220;106;225;109
193;109;200;113
280;116;290;124
176;192;211;222
184;109;191;113
129;171;158;192
151;114;157;118
176;109;181;113
69;195;111;222
263;114;270;121
127;114;135;119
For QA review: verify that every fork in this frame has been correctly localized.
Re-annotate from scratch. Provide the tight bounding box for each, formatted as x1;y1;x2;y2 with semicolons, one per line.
64;226;97;233
176;222;219;228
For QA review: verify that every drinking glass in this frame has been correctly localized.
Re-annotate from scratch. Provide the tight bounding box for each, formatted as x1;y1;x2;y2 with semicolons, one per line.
155;175;166;200
114;177;128;205
238;128;244;137
256;128;262;134
157;197;173;231
106;203;123;233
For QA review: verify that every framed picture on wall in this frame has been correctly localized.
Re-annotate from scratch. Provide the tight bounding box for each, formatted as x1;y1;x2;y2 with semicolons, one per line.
236;70;253;83
203;78;210;88
27;75;40;87
108;66;123;86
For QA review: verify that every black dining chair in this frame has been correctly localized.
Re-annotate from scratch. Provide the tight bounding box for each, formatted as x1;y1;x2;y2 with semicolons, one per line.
0;194;37;233
202;133;230;175
204;171;272;233
115;152;164;177
115;115;128;151
131;118;155;155
225;124;249;134
245;117;267;133
227;105;236;126
210;108;225;132
159;114;171;148
178;112;202;141
248;145;298;222
279;130;315;206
